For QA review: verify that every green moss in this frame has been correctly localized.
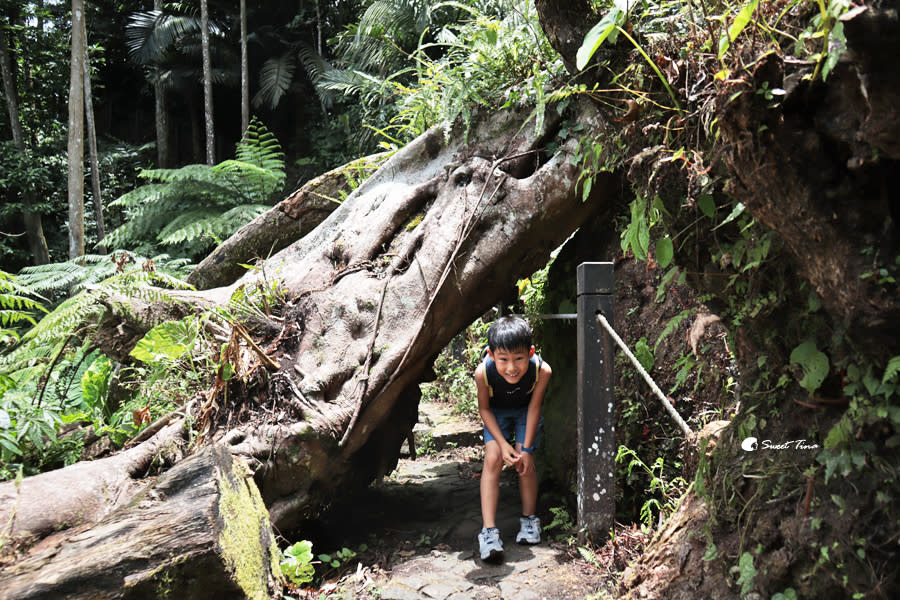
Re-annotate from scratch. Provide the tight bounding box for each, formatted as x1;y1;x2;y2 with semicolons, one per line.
217;458;283;600
405;213;424;231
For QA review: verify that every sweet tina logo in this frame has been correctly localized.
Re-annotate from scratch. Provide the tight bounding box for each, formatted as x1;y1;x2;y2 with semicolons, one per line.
741;436;819;451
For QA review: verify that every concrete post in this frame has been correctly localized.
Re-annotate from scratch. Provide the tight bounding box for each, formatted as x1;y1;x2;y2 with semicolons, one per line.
576;262;615;542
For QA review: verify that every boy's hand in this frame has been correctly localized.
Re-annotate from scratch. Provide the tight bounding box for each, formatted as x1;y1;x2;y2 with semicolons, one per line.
501;443;521;467
515;451;535;476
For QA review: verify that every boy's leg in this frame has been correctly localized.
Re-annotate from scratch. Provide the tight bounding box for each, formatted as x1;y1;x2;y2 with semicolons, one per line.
513;409;542;545
479;440;505;562
480;440;503;528
517;447;539;516
512;409;541;516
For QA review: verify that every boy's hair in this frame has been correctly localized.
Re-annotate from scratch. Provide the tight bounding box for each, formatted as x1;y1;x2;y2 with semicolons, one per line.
487;316;533;352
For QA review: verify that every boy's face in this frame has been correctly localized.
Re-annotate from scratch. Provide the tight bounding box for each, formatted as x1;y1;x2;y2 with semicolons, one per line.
488;346;535;384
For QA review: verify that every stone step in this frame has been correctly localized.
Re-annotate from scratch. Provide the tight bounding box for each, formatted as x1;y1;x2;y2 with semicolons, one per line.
403;401;482;455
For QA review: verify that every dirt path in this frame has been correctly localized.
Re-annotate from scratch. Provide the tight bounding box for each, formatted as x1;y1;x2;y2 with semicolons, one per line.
300;401;619;599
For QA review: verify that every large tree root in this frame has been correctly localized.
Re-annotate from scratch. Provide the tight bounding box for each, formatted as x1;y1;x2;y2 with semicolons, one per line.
0;445;282;600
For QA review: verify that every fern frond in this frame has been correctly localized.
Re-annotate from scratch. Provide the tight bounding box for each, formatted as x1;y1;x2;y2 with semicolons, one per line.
157;209;224;246
108;183;171;209
137;163;219;185
215;205;270;236
16;253;191;298
157;205;268;247
105;125;285;259
18;255;122;296
0;271;47;336
214;161;283;198
233;118;285;173
2;265;194;372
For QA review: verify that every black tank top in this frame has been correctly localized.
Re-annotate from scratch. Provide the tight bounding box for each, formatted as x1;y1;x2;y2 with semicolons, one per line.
482;353;543;409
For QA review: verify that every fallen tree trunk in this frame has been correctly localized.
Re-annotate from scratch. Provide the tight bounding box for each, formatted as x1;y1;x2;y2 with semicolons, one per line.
0;445;282;600
0;100;617;588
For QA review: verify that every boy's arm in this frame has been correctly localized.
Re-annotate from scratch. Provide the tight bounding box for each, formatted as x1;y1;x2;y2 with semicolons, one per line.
522;361;552;451
516;361;551;476
475;363;520;465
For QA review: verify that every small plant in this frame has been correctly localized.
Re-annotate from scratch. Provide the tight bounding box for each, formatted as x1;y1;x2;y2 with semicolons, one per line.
578;545;602;570
734;551;758;596
318;545;363;569
616;444;688;529
416;432;437;456
543;505;576;542
280;540;316;586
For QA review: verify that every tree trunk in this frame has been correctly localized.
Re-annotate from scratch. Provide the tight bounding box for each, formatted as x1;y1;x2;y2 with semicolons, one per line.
0;15;50;265
0;445;283;600
67;0;86;260
0;100;614;576
82;17;105;254
533;0;595;74
153;0;170;168
240;0;249;134
200;0;215;165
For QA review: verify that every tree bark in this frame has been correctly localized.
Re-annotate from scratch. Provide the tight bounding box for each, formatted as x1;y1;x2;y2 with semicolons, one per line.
153;0;170;168
82;16;105;254
533;0;594;74
67;0;86;260
0;445;283;600
200;0;215;165
240;0;249;134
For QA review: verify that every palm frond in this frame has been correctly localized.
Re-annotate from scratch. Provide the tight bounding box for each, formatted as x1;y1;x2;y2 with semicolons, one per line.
126;11;202;63
297;43;337;109
317;68;388;98
253;54;296;110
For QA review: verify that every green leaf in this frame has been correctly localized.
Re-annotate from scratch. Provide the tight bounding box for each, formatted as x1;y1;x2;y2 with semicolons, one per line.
281;540;315;585
0;432;22;456
712;202;745;230
717;0;760;60
697;194;716;218
736;552;758;596
882;356;900;384
821;22;845;80
790;341;829;394
130;319;195;364
634;337;654;372
656;237;674;269
575;9;625;70
772;589;798;600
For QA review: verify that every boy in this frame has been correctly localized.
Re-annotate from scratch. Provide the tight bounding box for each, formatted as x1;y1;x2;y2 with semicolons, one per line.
475;316;552;563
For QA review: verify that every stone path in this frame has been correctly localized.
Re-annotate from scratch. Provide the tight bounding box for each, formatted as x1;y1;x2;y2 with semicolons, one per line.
319;401;612;600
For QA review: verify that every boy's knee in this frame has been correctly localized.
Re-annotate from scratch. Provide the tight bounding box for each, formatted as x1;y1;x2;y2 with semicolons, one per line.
483;445;503;471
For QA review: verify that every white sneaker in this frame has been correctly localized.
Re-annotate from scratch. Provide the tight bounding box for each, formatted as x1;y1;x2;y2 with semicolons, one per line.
516;515;541;545
478;527;504;562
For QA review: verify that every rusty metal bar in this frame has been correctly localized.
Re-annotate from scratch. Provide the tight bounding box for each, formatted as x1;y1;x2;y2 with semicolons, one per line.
576;262;615;542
